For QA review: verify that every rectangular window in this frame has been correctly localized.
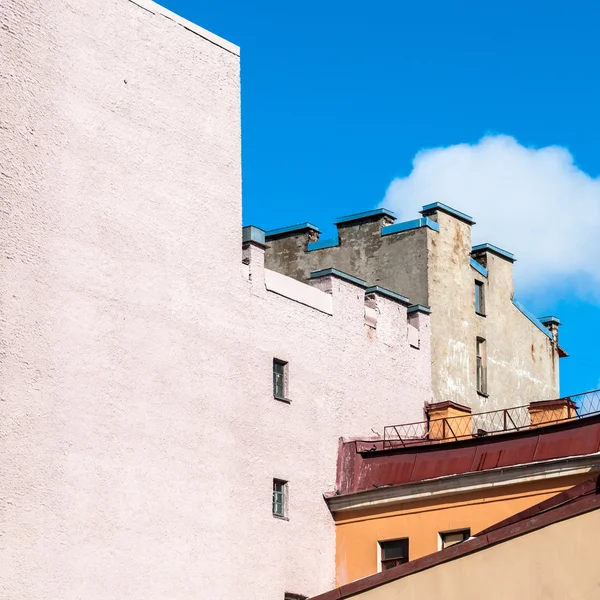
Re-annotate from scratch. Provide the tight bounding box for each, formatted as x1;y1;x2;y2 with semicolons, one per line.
273;359;288;400
476;337;487;395
380;538;409;570
475;281;485;315
440;529;470;550
273;479;287;518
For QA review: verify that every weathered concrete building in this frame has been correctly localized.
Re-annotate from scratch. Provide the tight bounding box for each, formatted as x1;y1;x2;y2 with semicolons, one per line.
0;1;431;599
265;206;566;411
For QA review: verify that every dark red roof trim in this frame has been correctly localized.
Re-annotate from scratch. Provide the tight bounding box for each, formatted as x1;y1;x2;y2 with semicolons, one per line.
336;413;600;496
310;476;600;600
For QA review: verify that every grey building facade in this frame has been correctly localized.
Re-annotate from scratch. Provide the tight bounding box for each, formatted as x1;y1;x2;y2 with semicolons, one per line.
263;203;566;412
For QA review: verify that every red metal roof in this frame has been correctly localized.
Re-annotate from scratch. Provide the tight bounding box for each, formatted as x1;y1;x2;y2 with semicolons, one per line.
334;413;600;496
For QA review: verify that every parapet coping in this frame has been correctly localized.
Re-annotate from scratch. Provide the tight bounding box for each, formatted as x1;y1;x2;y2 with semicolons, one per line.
512;300;552;339
308;215;439;250
407;304;431;315
242;225;266;245
470;257;488;278
539;316;562;326
420;202;475;225
309;268;367;288
472;243;515;263
129;0;240;55
365;286;410;306
265;222;320;239
308;236;340;251
381;217;440;236
335;208;396;225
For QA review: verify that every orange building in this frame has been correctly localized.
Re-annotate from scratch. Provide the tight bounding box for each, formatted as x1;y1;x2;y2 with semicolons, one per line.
326;394;600;587
312;475;600;600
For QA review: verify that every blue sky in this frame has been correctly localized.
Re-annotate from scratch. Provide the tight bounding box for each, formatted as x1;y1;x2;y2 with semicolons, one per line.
164;0;600;396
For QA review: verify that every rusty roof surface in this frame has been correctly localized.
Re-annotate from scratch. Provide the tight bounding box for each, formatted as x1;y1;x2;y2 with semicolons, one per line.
334;413;600;496
311;475;600;600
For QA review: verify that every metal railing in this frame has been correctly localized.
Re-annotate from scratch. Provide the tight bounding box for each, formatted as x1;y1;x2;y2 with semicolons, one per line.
382;389;600;449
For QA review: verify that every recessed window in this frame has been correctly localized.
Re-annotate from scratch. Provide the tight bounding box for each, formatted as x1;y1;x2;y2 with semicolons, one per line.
273;359;288;400
475;280;485;316
380;538;409;570
273;479;287;518
440;529;470;550
476;337;487;395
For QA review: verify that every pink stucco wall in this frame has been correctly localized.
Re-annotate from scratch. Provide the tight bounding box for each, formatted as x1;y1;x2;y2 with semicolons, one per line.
0;1;432;599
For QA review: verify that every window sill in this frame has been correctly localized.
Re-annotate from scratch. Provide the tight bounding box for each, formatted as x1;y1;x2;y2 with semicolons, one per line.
274;396;292;404
273;514;289;521
477;391;489;398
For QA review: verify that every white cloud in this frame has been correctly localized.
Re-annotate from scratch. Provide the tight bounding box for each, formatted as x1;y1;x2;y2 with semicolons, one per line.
381;135;600;299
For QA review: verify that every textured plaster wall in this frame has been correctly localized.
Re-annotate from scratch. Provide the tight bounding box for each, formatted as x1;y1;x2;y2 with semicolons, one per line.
0;2;430;599
338;506;600;600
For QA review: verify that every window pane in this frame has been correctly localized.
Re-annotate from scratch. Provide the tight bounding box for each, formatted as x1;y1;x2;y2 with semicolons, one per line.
273;360;286;397
441;529;470;549
381;539;408;560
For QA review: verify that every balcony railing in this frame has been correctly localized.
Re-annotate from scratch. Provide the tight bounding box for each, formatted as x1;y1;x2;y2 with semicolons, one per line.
382;389;600;449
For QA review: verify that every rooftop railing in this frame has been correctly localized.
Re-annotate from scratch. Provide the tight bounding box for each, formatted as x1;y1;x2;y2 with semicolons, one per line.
382;389;600;449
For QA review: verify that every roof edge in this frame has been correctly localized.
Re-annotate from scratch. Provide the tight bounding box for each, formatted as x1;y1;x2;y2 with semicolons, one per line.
335;208;396;225
129;0;240;55
309;268;367;288
472;243;515;263
420;202;475;225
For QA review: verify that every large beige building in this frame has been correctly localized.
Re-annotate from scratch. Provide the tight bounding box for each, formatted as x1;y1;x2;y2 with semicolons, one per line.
265;205;566;411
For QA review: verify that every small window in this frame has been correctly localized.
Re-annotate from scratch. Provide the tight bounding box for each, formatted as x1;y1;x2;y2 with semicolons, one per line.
273;359;288;400
476;337;487;395
440;529;470;549
380;538;409;570
475;281;485;316
273;479;287;518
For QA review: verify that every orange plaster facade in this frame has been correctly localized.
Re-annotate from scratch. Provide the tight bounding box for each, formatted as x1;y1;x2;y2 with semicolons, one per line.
334;474;590;586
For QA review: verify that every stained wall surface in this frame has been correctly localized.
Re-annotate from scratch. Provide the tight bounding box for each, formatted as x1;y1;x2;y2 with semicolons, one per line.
0;2;431;599
265;210;562;411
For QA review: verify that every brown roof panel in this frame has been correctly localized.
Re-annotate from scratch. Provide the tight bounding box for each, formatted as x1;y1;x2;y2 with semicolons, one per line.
336;414;600;496
532;422;600;462
410;445;476;482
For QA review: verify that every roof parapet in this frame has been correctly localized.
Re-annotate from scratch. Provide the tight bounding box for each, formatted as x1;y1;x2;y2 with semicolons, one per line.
512;300;552;339
335;208;396;226
265;222;320;240
365;286;410;306
539;316;561;327
381;217;439;236
407;304;431;315
470;257;488;278
242;225;266;246
472;243;516;263
309;268;367;288
307;236;339;251
420;202;476;225
131;0;240;56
